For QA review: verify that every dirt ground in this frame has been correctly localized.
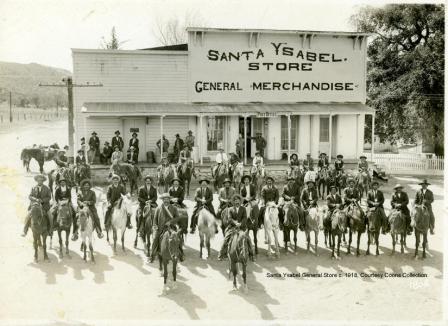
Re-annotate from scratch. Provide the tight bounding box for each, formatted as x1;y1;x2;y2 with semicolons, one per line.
0;121;444;323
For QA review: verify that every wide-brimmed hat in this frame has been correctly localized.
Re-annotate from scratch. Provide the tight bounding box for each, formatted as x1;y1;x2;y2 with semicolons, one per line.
255;151;260;155
80;137;85;141
175;133;180;137
306;153;311;156
393;184;404;190
111;174;120;181
371;180;379;186
188;130;193;134
104;141;110;145
232;194;243;202
337;154;343;159
419;179;431;186
114;145;120;150
58;149;66;154
59;177;67;183
80;179;92;187
114;130;120;135
241;175;252;183
34;174;46;182
223;178;232;185
199;178;210;184
77;149;83;153
290;153;298;159
159;193;171;200
266;176;275;182
171;177;181;184
132;132;138;137
360;155;367;159
91;131;97;136
143;175;153;182
347;177;355;184
329;185;337;190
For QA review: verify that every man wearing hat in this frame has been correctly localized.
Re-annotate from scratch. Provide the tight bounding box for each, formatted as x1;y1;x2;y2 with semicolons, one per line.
259;176;279;229
301;180;319;210
104;174;130;230
367;181;387;233
281;176;305;231
318;153;329;171
21;174;52;237
111;145;124;163
111;130;124;152
127;146;138;165
334;155;344;172
358;155;371;182
100;141;113;165
177;144;194;175
235;133;245;160
129;132;139;157
218;194;255;261
137;175;158;236
289;153;300;168
217;178;236;219
80;137;86;147
77;179;103;239
414;179;435;234
75;148;91;179
185;130;195;150
303;153;314;171
169;178;186;208
50;177;74;236
390;184;411;235
326;185;343;223
252;151;264;169
156;135;170;154
53;149;68;168
190;178;215;233
150;193;184;263
88;131;100;160
342;178;361;209
240;175;256;204
173;134;184;162
250;132;267;158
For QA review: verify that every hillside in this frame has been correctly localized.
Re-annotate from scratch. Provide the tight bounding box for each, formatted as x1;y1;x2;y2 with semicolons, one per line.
0;61;71;108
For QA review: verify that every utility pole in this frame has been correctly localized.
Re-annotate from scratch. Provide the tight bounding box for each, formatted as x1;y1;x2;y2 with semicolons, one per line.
9;92;12;123
39;77;102;163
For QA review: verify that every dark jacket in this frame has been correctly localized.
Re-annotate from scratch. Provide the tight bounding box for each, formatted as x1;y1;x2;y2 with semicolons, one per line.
127;151;138;164
106;184;126;205
301;187;318;209
282;183;301;205
102;145;113;159
228;205;247;230
194;186;214;211
29;185;52;211
334;159;344;170
138;185;158;208
367;189;385;208
153;204;179;231
318;157;329;168
343;187;360;204
414;189;434;208
390;191;410;215
77;189;97;209
89;136;100;151
260;185;279;204
75;154;87;165
326;193;342;212
174;138;184;152
169;185;185;206
240;184;257;203
111;136;124;151
303;158;314;169
129;138;139;151
55;186;72;203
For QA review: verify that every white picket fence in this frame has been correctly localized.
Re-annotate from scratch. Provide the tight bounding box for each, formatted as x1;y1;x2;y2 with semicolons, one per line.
363;153;444;174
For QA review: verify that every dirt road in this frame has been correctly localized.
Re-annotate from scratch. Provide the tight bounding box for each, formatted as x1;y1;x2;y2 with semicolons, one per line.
0;120;444;323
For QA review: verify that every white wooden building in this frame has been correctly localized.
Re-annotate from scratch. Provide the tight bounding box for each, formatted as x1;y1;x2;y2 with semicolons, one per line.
73;27;374;163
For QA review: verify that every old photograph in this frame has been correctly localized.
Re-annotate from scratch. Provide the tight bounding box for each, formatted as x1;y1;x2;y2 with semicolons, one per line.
0;0;445;324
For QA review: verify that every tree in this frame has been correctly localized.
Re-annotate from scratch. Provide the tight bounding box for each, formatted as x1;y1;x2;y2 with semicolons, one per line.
154;13;207;46
352;4;444;155
100;26;126;49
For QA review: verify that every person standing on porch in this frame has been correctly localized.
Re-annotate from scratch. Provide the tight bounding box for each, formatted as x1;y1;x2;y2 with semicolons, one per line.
111;130;124;152
129;132;139;157
174;134;184;162
185;130;195;150
156;135;170;154
251;132;267;158
235;133;244;160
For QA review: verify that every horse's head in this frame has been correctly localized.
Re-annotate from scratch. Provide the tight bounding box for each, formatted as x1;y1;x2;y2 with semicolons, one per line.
332;209;347;231
78;207;91;232
167;225;181;261
29;200;43;221
118;193;133;215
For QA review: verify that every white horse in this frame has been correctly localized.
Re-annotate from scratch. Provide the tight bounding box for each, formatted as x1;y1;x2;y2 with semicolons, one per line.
264;201;280;258
198;208;217;259
110;194;133;254
232;162;244;190
305;206;324;256
78;206;95;263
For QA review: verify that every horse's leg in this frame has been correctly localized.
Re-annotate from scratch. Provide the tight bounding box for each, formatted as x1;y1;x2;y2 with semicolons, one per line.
356;231;361;256
163;261;168;288
134;216;139;248
400;233;404;254
242;263;248;293
33;235;38;263
422;232;427;259
273;229;280;258
82;242;86;261
65;230;70;255
414;232;419;259
89;239;95;263
331;234;335;259
173;260;177;284
121;230;126;252
206;235;211;259
347;229;352;254
391;233;396;255
375;232;380;256
314;231;318;256
43;234;49;261
113;228;117;253
252;228;258;255
284;227;288;254
232;261;238;290
337;234;341;258
366;231;371;255
293;228;297;253
158;254;163;272
58;229;63;258
306;231;310;252
199;234;203;259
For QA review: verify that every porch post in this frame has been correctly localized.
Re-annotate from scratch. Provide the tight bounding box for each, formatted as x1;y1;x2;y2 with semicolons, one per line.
371;113;375;161
83;114;88;161
287;114;291;159
329;113;333;162
243;115;247;165
160;115;164;158
200;115;204;165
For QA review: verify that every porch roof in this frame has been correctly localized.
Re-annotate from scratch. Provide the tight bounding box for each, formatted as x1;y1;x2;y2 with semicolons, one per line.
81;102;375;117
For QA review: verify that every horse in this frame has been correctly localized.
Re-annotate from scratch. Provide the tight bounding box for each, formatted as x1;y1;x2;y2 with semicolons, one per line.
159;224;182;294
287;166;304;191
75;164;90;189
228;229;251;293
330;209;347;259
389;208;407;255
317;167;329;199
346;203;366;256
120;163;141;195
251;165;265;196
232;162;244;191
212;162;229;191
366;207;382;256
157;164;177;193
198;207;217;259
335;170;346;195
29;200;49;262
263;202;280;258
20;148;49;173
411;204;430;259
78;206;95;263
107;194;133;253
48;166;76;196
55;200;72;258
356;171;370;198
178;159;196;196
134;203;154;258
244;201;260;255
304;205;324;256
282;201;301;254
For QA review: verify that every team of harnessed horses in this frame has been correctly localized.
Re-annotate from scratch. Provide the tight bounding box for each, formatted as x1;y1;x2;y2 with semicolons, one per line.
22;146;432;293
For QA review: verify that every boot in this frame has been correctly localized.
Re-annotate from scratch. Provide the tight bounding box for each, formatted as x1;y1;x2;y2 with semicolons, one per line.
96;227;104;239
179;247;185;262
126;214;133;229
430;228;435;235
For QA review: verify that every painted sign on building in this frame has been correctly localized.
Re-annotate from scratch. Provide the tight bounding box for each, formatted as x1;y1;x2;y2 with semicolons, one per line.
188;30;367;103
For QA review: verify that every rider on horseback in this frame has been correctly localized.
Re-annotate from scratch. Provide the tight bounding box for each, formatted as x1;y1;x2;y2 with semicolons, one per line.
253;151;264;169
326;185;342;222
150;193;185;263
76;179;104;239
281;177;305;230
303;153;314;171
137;175;158;237
104;174;132;231
169;178;186;208
75;149;91;179
318;153;329;171
367;181;387;234
217;178;236;220
213;143;229;179
334;154;344;172
217;194;255;262
177;144;193;175
21;174;52;237
50;177;75;236
414;179;435;235
341;178;362;232
258;176;279;229
358;155;371;183
301;180;318;210
53;149;68;168
390;184;412;235
190;178;215;234
240;175;256;204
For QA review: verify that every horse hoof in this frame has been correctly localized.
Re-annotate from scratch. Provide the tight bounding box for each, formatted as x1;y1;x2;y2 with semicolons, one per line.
34;258;38;263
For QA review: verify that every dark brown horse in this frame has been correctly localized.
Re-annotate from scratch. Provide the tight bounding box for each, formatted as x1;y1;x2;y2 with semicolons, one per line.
346;204;366;256
317;167;330;199
228;229;250;293
21;148;57;173
282;202;301;254
134;203;154;258
29;200;49;262
366;207;382;256
55;201;72;258
178;160;196;196
159;224;182;294
330;209;347;260
411;204;430;259
244;201;260;255
389;208;407;255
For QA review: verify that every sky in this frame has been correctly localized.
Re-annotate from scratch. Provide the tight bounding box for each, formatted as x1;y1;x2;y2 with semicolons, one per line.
0;0;443;72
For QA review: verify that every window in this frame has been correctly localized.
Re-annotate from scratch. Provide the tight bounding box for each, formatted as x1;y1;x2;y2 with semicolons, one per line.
281;115;298;150
207;116;224;151
320;116;329;142
253;118;264;136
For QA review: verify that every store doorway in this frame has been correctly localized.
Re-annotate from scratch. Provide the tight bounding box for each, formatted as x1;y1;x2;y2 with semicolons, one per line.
239;117;252;159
